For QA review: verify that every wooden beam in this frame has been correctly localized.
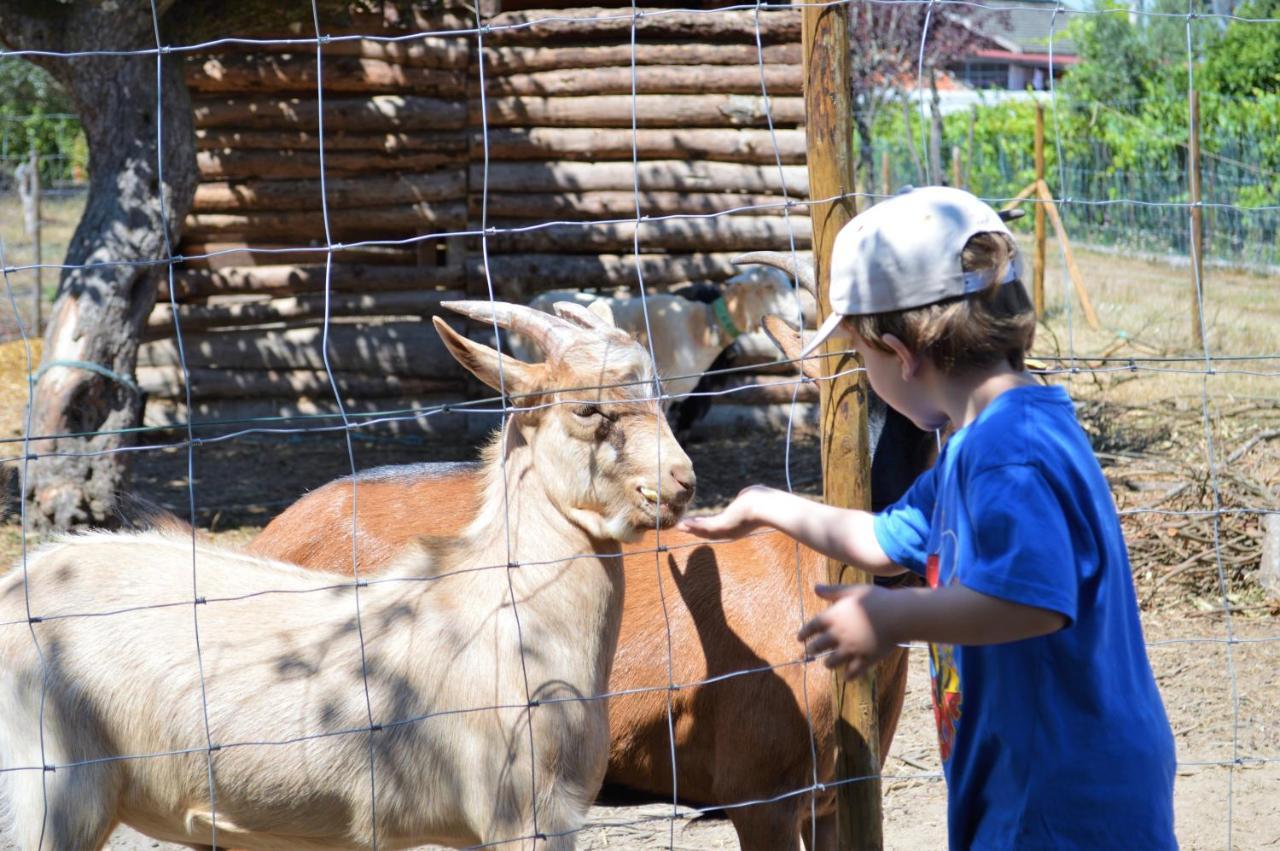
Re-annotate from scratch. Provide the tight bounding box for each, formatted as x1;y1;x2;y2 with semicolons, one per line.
483;7;802;45
803;0;882;845
192;172;467;212
472;94;805;129
472;160;809;195
183;201;468;241
143;395;472;436
197;148;466;180
192;95;467;131
998;180;1039;214
138;320;460;374
194;128;470;154
481;42;799;74
481;215;811;254
146;289;464;336
482;190;805;220
1034;179;1101;331
475;127;807;164
162;264;463;300
137;366;464;401
1033;102;1046;316
175;242;418;269
1188;89;1205;347
474;251;750;295
187;55;467;96
471;64;803;97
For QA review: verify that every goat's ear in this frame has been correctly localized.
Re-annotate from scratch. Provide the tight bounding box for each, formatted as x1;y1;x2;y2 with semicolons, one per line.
433;317;540;396
761;314;823;380
587;299;616;327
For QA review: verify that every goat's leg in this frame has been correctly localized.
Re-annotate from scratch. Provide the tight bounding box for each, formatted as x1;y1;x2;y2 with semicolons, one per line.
0;687;119;851
4;767;119;851
727;802;803;851
800;810;837;851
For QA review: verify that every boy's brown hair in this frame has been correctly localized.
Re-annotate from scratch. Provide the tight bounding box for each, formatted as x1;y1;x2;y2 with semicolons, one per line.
847;231;1036;374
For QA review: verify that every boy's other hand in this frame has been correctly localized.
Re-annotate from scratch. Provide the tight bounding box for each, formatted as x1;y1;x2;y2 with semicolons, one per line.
798;584;899;679
676;485;773;539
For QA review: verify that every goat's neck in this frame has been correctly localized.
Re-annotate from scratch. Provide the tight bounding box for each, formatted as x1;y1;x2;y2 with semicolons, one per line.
464;421;625;623
712;294;750;343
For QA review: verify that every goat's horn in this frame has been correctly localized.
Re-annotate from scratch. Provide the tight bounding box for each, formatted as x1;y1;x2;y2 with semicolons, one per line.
731;251;816;295
442;300;576;359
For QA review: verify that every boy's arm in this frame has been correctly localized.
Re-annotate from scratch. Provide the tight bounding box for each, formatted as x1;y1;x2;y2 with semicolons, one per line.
799;582;1069;678
677;485;905;577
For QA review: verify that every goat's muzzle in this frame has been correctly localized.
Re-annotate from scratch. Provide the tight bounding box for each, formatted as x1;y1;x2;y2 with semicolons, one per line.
635;461;696;530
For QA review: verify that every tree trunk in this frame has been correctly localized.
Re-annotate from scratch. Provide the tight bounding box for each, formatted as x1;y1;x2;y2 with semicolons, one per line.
0;2;197;529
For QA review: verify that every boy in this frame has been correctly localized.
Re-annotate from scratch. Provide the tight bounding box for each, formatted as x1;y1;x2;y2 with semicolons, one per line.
679;187;1176;849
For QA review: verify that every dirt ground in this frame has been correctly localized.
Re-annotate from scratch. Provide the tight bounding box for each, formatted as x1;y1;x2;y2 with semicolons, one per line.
74;613;1280;850
1;235;1278;848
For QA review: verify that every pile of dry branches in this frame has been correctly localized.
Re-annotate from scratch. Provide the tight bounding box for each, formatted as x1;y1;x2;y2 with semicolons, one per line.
1078;397;1280;614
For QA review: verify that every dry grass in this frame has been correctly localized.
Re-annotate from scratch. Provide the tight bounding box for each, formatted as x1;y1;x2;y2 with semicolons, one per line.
0;190;86;338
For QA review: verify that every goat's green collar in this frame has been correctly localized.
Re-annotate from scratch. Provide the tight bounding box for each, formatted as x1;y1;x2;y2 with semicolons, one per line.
711;297;741;340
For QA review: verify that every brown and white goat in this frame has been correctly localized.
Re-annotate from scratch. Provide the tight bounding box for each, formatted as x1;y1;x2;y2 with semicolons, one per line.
0;300;694;850
510;265;812;405
247;254;933;851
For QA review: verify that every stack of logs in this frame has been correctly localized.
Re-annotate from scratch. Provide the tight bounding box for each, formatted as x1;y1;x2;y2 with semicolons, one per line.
138;4;816;434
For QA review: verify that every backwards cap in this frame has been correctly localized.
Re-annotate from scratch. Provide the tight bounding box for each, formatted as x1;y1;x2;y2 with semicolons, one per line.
800;186;1021;358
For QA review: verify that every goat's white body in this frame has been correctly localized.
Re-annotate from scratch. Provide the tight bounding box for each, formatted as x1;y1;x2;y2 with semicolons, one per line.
0;480;620;849
512;268;803;404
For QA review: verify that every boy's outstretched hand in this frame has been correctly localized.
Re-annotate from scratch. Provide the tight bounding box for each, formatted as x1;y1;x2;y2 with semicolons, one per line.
798;584;900;679
676;485;773;539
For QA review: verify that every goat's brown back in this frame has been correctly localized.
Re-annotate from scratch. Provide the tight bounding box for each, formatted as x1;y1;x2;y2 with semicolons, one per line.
248;462;483;568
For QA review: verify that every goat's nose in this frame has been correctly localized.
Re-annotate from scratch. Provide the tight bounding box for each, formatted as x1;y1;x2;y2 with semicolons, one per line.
666;463;696;503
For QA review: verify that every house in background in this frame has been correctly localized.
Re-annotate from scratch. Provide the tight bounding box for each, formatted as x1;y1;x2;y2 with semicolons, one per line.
946;0;1079;91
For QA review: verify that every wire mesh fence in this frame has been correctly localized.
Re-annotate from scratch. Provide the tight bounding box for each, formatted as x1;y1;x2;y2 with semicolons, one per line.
0;1;1277;849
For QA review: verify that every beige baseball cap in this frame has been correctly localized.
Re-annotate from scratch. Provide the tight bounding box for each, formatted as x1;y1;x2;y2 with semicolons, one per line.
799;186;1022;358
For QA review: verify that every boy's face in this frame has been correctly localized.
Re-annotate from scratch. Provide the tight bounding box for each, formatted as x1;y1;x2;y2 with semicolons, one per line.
844;322;950;432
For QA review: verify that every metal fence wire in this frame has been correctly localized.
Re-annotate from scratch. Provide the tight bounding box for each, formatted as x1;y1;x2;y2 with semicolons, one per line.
0;1;1277;849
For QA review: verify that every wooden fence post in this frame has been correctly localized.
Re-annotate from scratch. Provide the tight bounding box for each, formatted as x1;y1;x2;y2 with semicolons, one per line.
801;3;882;848
1033;102;1046;317
1188;90;1204;348
951;144;962;190
19;149;43;333
880;149;891;198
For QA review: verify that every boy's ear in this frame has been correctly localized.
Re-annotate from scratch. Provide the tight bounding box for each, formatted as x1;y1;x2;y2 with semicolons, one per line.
879;333;921;382
433;317;543;396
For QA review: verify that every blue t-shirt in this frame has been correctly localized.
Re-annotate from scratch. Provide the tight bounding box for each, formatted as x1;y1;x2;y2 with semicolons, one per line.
874;384;1176;850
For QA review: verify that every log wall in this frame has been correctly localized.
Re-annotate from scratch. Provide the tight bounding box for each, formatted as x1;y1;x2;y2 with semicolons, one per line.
141;3;814;434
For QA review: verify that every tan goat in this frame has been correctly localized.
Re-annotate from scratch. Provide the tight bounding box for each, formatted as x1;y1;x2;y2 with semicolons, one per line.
0;300;694;850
